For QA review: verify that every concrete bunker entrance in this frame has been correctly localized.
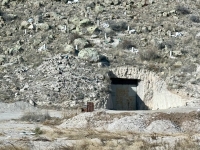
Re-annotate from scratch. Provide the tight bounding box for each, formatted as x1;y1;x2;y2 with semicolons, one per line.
107;78;148;110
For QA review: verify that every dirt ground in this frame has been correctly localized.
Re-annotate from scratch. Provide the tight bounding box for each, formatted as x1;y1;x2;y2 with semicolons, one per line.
0;102;199;150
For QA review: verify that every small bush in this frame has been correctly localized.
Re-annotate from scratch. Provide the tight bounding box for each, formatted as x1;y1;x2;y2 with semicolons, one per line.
190;15;200;23
33;127;43;136
146;64;162;72
176;6;190;15
118;40;136;50
139;49;160;61
21;111;51;122
43;117;62;126
108;20;128;31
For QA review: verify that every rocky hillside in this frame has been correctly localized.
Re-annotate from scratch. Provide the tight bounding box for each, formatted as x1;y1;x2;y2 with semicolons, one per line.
0;0;200;108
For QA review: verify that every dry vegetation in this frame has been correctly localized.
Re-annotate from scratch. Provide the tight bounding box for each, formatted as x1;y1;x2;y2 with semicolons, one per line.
21;111;51;122
20;109;81;125
0;144;28;150
44;128;200;150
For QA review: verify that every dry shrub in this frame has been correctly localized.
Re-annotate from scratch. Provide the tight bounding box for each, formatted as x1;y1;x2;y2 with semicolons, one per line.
43;117;62;126
176;6;190;15
21;111;51;122
190;15;200;23
43;109;80;126
118;40;136;50
139;49;160;61
146;63;162;72
61;108;80;119
108;20;127;31
33;127;43;136
45;129;67;140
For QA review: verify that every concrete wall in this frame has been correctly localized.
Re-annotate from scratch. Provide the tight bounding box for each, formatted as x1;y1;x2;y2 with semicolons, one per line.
109;66;188;110
108;84;137;110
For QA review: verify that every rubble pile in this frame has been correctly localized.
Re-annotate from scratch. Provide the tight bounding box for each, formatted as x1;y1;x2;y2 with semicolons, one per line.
15;54;110;108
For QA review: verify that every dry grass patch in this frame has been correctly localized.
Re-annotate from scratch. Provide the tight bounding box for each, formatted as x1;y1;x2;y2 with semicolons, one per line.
45;128;131;141
43;109;80;126
92;111;135;122
146;111;200;127
44;129;200;150
21;111;51;122
43;117;62;126
0;145;28;150
174;139;200;150
61;109;80;120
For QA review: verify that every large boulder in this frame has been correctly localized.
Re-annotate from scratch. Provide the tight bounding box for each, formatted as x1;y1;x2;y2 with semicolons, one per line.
74;38;89;50
95;5;104;13
63;44;75;54
20;21;29;29
78;48;101;62
36;23;49;31
87;26;100;34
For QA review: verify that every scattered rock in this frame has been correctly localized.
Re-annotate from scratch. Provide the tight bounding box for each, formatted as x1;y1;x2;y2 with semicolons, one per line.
78;48;101;62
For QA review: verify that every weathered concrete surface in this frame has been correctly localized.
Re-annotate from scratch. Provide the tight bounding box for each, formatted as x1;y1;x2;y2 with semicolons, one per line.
109;84;137;110
109;66;194;110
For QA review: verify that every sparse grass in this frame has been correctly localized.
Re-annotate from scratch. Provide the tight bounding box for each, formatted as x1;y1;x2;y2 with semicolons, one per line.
21;111;51;122
43;109;80;126
61;108;80;120
43;117;62;126
45;129;200;150
45;128;128;141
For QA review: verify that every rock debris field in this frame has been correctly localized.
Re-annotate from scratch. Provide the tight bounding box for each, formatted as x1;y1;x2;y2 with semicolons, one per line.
0;0;200;149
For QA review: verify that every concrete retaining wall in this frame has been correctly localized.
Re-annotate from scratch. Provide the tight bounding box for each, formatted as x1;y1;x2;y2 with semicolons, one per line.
109;66;187;110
